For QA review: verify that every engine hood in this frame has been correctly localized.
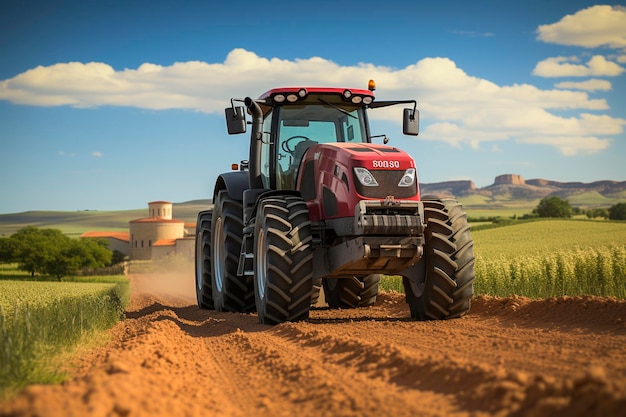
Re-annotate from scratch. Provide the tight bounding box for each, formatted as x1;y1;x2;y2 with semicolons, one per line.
308;142;416;171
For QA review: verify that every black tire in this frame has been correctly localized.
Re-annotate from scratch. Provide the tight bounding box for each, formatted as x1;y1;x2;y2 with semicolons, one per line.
311;277;322;306
323;275;381;309
211;190;254;313
254;196;314;324
403;198;475;320
195;210;214;309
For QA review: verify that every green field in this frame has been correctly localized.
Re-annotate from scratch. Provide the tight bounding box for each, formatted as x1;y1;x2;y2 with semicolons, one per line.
471;219;626;257
0;274;129;399
472;220;626;298
380;219;626;299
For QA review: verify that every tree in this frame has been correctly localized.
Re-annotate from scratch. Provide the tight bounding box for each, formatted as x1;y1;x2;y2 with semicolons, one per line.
5;226;112;279
609;203;626;221
533;196;572;218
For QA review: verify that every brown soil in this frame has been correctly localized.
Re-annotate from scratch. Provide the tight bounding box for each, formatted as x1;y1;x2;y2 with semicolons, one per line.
2;272;626;417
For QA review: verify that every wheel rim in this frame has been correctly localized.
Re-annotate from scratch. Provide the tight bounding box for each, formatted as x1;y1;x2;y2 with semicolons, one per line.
256;229;266;299
213;217;224;292
195;229;203;291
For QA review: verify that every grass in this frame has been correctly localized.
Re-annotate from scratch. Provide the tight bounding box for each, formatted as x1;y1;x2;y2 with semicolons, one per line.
0;272;130;399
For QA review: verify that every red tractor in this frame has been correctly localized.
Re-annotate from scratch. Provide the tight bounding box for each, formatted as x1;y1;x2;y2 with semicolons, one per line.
195;81;475;324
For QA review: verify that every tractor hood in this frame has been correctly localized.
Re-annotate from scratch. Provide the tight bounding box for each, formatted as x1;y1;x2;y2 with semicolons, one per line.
297;142;420;221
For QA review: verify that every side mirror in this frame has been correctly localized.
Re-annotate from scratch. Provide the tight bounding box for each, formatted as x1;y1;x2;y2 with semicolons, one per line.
225;106;247;135
403;108;419;136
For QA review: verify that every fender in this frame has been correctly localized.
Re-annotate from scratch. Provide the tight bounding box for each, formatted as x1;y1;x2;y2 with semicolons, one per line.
213;171;249;202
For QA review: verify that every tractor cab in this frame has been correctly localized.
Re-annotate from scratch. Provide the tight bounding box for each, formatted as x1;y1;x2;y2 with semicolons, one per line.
225;83;419;192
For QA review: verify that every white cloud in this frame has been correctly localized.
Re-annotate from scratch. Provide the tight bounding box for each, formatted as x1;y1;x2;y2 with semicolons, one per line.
554;79;612;92
532;55;625;77
537;5;626;48
91;151;103;157
0;48;624;156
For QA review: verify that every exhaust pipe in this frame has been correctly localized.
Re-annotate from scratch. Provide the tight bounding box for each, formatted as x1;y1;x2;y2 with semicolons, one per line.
244;97;264;189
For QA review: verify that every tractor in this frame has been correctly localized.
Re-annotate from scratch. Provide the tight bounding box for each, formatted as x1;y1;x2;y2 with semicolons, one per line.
195;80;475;324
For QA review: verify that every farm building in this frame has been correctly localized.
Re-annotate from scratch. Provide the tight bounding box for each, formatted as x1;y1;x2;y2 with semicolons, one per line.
81;201;195;261
79;231;130;256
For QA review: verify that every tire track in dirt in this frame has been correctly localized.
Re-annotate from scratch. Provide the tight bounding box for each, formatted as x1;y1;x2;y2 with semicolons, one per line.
1;273;626;417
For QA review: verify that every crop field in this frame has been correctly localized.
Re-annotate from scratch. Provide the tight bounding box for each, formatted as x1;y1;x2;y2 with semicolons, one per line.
380;219;626;299
0;276;129;397
471;219;626;298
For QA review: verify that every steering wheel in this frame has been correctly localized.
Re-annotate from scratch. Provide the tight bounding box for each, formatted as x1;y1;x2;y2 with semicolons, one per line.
281;135;312;154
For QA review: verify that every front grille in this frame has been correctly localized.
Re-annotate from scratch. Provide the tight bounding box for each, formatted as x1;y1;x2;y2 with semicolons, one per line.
353;170;417;198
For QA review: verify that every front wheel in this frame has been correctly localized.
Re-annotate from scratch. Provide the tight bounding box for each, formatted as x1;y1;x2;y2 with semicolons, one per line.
403;198;475;320
211;190;254;313
254;196;314;324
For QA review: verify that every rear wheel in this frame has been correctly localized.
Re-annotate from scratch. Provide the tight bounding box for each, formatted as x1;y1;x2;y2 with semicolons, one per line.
195;210;214;309
211;190;254;313
403;198;475;320
254;196;314;324
323;275;381;309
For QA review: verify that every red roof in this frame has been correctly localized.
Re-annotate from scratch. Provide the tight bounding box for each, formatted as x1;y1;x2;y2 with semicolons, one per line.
80;232;130;242
129;217;184;224
153;239;176;247
148;200;172;205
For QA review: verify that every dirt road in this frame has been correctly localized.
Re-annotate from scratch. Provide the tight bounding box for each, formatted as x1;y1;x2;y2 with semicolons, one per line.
2;272;626;417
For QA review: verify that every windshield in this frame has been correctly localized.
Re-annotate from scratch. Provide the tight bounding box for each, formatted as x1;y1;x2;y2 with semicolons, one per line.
276;103;367;178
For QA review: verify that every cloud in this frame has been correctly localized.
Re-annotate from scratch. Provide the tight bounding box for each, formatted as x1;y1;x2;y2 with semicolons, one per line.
554;79;612;92
91;151;103;157
532;55;625;77
0;48;624;156
537;5;626;48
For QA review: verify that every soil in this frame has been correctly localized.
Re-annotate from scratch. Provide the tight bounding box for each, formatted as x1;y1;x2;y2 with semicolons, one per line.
1;271;625;417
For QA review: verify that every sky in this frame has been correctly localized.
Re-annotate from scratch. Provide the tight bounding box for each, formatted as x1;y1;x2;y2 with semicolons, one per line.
0;0;625;213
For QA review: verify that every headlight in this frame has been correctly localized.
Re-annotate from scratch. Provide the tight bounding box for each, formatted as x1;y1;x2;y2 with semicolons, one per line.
353;167;379;186
398;168;416;187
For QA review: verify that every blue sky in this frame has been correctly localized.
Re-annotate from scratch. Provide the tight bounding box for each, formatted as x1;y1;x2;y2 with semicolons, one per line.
1;0;625;213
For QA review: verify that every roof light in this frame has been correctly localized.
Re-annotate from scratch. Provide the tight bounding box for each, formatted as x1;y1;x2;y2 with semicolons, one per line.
287;94;299;102
368;79;376;91
298;88;307;98
362;96;373;105
343;89;352;99
351;96;363;104
273;94;285;103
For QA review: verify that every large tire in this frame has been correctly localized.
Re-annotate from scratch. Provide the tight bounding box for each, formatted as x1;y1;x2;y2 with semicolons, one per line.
254;196;314;324
211;190;254;313
323;275;381;309
195;210;214;309
403;198;475;320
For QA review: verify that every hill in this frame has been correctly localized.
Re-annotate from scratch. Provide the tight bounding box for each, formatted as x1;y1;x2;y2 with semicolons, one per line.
422;174;626;215
0;200;212;237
